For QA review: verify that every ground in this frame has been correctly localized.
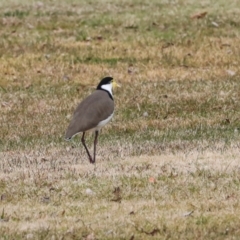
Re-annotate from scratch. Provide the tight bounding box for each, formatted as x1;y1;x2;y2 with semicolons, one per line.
0;0;240;239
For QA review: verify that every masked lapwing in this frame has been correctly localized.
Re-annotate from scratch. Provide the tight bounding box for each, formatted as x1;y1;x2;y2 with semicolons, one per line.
65;77;118;164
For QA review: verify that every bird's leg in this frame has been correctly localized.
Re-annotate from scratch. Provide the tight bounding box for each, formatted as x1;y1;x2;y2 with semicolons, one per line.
93;130;99;164
81;132;93;163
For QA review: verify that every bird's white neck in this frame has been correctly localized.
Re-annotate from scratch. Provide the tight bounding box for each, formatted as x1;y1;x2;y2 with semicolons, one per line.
101;84;113;97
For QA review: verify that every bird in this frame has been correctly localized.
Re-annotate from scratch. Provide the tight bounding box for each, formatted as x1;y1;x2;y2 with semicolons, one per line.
65;76;118;164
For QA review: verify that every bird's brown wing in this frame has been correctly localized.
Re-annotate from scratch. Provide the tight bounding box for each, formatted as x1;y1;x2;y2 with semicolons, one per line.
65;90;114;139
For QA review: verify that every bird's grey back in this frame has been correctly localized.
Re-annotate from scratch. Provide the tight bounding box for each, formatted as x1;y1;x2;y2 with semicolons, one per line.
65;90;114;139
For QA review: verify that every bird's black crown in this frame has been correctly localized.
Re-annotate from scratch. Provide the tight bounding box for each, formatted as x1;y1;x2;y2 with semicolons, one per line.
97;77;113;89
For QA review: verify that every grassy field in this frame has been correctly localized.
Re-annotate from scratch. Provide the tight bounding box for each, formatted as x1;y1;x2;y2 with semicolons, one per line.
1;0;240;239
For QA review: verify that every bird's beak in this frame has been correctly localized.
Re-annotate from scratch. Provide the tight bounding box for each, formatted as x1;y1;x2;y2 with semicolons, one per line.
112;80;121;89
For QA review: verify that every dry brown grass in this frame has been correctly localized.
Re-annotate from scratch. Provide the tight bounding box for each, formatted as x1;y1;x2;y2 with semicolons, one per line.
1;144;240;239
1;0;240;239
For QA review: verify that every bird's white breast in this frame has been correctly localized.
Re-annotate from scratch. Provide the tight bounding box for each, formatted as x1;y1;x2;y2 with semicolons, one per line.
94;112;114;131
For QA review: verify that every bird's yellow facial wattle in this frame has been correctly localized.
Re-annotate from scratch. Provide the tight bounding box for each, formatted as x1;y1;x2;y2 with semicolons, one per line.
112;79;121;90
